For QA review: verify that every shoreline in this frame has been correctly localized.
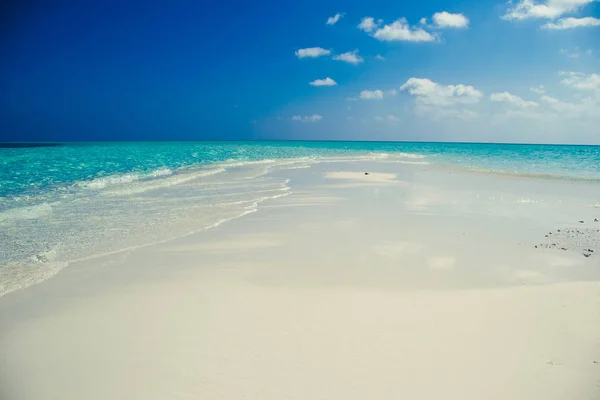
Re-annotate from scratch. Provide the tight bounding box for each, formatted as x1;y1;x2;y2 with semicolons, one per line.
2;156;600;298
3;139;600;146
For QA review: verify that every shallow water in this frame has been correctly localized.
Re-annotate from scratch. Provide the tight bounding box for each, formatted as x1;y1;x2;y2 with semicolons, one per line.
1;141;599;296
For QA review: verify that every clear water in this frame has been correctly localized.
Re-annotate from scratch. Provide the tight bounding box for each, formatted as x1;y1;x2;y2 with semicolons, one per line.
1;141;600;296
3;141;600;199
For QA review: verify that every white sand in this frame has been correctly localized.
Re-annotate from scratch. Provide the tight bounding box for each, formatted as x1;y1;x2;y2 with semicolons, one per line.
326;171;397;181
1;161;600;400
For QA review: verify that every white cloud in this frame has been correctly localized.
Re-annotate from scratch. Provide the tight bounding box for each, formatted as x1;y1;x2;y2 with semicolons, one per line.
560;71;600;91
560;48;581;58
373;18;437;42
492;107;550;123
453;109;479;121
395;72;599;139
375;54;386;61
400;78;483;106
292;114;323;122
502;0;597;20
559;47;592;58
309;77;337;87
541;95;560;104
432;12;470;28
490;92;539;108
327;13;343;25
540;95;599;116
415;106;479;121
543;16;600;29
333;49;364;64
420;17;428;25
387;89;398;96
498;90;597;124
530;85;546;94
387;114;401;121
494;73;600;125
401;78;483;121
360;89;384;100
295;47;331;59
358;17;379;32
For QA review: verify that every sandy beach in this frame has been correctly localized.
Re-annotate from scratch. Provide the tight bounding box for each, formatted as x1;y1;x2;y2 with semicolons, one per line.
2;160;600;400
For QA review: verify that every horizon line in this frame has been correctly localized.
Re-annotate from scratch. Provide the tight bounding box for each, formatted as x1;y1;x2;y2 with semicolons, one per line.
2;139;600;147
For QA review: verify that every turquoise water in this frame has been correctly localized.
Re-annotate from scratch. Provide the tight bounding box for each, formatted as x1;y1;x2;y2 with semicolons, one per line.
2;141;600;199
1;141;600;296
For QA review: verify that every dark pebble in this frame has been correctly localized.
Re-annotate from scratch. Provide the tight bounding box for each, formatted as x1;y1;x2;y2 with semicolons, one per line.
595;219;598;222
365;172;369;175
584;254;591;258
579;221;584;223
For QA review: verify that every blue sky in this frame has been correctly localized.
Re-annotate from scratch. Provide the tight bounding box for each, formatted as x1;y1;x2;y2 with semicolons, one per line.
1;0;599;143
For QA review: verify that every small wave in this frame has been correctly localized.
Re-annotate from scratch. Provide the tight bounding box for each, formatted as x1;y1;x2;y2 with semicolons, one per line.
243;193;290;213
0;258;67;297
0;202;54;224
77;167;175;190
78;173;140;189
282;165;312;170
216;191;292;211
149;167;173;177
101;168;226;197
221;159;276;168
399;161;430;165
368;152;391;159
29;248;58;263
396;152;426;159
196;207;261;234
216;187;292;207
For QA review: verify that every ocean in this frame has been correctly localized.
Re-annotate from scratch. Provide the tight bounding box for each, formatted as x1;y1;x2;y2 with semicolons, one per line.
2;141;600;296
